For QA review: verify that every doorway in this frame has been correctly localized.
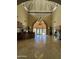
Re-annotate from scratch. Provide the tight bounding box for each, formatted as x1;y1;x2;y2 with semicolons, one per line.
33;20;46;35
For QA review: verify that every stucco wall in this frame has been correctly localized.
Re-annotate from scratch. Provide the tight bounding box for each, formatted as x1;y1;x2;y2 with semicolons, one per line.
52;5;61;28
17;4;28;28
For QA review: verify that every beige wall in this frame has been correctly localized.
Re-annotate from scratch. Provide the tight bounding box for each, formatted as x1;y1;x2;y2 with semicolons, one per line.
17;4;28;28
43;15;52;28
52;5;61;28
28;14;37;28
28;15;52;29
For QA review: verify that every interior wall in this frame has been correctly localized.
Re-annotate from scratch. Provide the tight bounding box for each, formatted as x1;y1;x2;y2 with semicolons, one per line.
52;5;61;28
28;15;52;28
43;15;52;28
17;4;28;28
28;14;37;28
43;15;52;35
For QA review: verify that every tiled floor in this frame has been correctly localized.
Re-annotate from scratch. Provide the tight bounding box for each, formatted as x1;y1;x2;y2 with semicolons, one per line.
17;35;61;59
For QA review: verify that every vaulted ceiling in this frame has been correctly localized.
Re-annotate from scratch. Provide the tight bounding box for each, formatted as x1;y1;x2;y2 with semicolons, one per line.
17;0;61;5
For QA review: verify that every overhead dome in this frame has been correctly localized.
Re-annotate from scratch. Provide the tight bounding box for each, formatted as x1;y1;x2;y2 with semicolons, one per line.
22;0;60;12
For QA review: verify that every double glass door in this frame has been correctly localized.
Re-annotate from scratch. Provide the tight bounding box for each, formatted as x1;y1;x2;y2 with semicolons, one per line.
33;28;46;35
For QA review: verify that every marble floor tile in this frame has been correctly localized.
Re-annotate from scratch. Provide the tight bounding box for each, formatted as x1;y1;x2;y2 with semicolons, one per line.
17;35;61;59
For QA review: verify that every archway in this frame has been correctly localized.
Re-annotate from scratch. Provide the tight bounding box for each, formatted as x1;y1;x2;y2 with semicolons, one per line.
33;20;46;35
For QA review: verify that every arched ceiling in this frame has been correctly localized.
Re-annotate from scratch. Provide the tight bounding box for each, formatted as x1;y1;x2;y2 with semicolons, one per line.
17;0;61;5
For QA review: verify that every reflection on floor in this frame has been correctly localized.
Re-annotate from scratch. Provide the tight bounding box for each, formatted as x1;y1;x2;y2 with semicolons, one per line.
17;34;61;59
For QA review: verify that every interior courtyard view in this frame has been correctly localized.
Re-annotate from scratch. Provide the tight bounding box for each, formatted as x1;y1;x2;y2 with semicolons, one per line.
17;0;61;59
